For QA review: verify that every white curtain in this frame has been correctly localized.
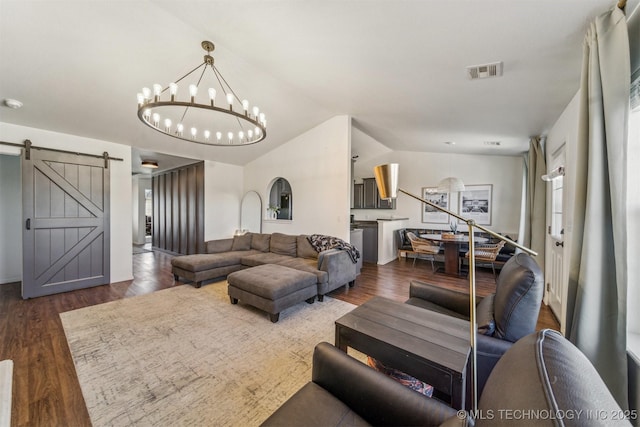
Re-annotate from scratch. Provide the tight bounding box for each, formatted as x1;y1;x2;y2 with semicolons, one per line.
565;6;630;407
523;137;546;267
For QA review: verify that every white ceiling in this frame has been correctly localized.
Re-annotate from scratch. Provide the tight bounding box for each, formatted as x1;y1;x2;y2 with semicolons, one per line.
0;0;635;171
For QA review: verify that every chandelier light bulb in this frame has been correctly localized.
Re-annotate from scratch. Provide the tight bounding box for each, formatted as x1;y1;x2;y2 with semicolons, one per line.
228;131;233;143
208;88;216;105
252;106;259;118
239;131;244;141
169;82;178;101
142;87;151;100
189;84;198;102
248;129;253;139
137;93;145;106
204;130;211;141
255;126;261;136
242;99;249;113
216;131;222;141
164;118;172;131
143;109;151;120
226;93;234;109
152;113;160;126
153;84;162;98
177;123;184;136
191;127;197;139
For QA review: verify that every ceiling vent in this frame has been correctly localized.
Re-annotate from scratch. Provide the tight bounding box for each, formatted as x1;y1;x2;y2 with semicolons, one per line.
483;141;501;146
467;62;503;80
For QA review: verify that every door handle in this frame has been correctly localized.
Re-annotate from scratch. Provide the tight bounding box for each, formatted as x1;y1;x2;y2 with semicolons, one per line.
555;241;564;247
26;218;31;230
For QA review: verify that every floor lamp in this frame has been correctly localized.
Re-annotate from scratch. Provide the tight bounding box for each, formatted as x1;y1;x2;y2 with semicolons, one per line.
373;163;537;414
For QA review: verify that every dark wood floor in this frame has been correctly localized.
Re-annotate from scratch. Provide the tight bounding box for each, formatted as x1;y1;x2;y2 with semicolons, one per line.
0;249;559;426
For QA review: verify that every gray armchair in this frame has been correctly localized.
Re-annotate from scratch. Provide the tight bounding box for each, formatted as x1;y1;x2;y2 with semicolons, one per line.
262;330;630;426
406;252;543;397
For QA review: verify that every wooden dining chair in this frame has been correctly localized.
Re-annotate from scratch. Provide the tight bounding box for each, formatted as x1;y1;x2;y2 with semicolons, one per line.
465;240;505;280
406;232;440;271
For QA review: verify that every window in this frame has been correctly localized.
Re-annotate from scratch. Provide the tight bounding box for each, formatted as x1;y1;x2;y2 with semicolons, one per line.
267;178;293;220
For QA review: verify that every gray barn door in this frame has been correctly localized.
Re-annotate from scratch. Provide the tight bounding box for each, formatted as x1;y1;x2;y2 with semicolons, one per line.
22;149;110;298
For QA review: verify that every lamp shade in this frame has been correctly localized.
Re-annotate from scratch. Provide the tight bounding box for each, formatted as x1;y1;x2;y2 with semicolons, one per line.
374;163;399;200
437;177;465;193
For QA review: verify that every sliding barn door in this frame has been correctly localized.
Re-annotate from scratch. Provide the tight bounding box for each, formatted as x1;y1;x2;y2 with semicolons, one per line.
22;149;110;299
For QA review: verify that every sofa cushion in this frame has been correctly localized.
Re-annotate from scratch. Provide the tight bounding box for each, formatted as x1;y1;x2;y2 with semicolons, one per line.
277;257;328;284
261;382;370;427
270;233;297;257
241;252;295;267
493;253;543;342
206;238;234;254
297;235;319;259
251;233;271;252
231;234;252;251
171;251;256;272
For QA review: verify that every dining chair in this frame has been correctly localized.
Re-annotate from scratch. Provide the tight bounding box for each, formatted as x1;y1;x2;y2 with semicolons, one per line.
465;240;505;279
406;232;440;271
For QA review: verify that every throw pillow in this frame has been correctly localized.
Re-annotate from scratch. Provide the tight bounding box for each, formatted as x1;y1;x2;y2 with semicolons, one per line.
296;235;318;259
251;234;271;252
231;234;252;251
270;233;297;257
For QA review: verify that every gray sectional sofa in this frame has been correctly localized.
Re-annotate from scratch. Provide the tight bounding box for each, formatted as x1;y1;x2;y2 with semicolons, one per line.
171;232;358;300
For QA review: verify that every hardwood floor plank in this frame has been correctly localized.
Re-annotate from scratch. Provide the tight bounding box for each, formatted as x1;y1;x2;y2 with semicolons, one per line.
1;248;558;426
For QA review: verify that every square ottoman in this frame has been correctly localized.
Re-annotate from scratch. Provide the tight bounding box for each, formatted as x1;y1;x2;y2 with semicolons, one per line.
227;264;318;322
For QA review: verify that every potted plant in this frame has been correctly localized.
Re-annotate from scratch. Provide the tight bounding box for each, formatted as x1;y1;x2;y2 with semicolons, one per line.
267;205;280;219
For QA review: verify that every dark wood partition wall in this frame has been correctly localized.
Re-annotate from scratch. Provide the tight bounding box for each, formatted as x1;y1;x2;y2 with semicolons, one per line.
152;162;205;255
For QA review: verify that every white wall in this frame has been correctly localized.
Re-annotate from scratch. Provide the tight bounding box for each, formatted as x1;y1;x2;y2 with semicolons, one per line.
353;151;523;236
0;122;133;284
131;175;151;245
244;116;352;240
0;153;22;284
204;160;245;240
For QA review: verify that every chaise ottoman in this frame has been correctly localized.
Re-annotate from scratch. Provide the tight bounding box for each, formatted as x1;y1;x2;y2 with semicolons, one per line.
227;264;318;322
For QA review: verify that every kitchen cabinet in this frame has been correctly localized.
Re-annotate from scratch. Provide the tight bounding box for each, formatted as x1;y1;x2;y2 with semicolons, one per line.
355;221;378;263
355;178;396;210
353;183;364;209
363;178;378;209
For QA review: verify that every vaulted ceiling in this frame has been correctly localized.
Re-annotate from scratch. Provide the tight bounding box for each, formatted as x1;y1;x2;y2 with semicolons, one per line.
1;0;635;170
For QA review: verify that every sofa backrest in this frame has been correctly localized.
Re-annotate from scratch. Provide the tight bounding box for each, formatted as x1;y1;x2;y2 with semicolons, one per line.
270;233;298;257
493;253;543;342
478;329;629;426
297;235;319;259
250;233;271;252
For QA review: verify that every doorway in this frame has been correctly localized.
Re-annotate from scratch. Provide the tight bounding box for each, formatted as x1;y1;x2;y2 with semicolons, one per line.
545;146;565;322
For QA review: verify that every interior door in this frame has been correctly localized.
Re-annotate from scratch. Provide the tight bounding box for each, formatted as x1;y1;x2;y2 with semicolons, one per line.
22;149;110;298
545;149;565;321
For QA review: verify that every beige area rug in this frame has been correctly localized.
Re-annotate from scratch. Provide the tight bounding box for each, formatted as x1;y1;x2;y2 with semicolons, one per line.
60;282;361;427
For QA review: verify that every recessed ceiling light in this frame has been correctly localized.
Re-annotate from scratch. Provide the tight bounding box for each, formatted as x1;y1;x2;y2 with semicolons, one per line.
141;160;159;168
3;98;23;109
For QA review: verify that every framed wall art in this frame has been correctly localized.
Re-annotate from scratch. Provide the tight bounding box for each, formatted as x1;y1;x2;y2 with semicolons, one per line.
458;184;492;225
421;187;450;223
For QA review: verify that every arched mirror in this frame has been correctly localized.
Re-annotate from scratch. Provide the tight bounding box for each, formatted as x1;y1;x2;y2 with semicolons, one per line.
267;177;293;220
240;191;262;233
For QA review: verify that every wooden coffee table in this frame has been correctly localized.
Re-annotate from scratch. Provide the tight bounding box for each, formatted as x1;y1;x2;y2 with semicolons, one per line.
335;296;470;409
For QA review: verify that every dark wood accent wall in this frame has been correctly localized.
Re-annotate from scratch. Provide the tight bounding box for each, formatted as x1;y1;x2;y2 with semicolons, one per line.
152;162;205;254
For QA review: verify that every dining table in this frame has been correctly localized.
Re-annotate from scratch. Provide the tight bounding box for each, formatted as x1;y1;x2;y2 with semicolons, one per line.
420;233;488;276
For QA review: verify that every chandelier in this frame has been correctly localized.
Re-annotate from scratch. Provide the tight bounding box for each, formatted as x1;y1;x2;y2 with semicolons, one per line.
137;41;267;146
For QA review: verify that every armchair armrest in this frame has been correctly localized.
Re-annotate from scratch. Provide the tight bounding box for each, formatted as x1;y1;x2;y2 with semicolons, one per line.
408;280;474;317
312;342;458;426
